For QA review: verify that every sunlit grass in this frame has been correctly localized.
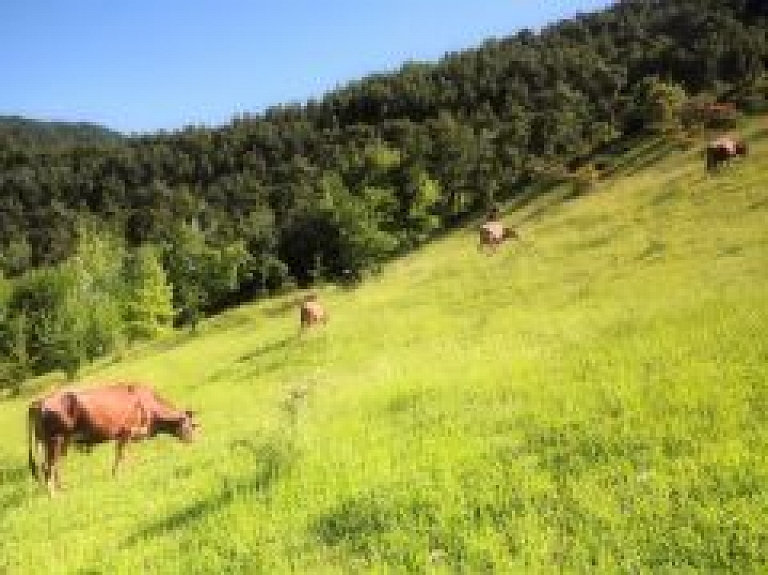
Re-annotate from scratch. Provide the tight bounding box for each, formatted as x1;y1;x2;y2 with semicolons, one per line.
0;121;766;573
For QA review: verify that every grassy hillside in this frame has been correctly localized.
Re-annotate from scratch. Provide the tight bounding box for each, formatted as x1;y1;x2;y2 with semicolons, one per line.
1;119;767;573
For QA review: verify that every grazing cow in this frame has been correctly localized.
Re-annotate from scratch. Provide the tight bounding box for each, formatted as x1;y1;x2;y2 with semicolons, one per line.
299;294;327;330
479;221;519;252
27;384;198;494
707;136;748;171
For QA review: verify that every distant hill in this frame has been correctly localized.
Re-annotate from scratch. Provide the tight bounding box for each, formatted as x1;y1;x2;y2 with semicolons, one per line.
0;115;121;148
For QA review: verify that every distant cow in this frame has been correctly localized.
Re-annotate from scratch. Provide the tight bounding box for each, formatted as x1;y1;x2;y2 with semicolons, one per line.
27;384;198;494
300;294;327;330
707;137;748;171
479;221;519;252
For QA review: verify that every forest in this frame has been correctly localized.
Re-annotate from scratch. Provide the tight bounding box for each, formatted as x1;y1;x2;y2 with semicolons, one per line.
1;0;767;387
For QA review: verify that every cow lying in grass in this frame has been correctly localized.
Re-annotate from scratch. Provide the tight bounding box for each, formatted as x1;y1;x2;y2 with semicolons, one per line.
300;293;328;330
479;221;519;252
28;384;198;494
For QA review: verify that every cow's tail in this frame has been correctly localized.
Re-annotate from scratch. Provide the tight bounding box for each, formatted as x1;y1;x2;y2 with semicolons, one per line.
27;402;41;481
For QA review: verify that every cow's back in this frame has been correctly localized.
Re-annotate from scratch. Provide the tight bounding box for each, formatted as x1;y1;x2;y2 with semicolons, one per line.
66;386;150;442
108;383;190;430
710;137;737;154
301;301;325;325
481;221;504;244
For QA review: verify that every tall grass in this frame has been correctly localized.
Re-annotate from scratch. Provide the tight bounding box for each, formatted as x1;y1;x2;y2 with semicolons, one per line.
0;121;766;573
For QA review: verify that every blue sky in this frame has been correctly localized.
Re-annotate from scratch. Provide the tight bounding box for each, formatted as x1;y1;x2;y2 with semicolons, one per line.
1;1;614;134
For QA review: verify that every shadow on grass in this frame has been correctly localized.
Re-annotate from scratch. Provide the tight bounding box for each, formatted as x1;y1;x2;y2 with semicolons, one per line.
651;184;684;206
504;178;561;216
513;181;577;226
308;482;523;571
310;490;440;566
747;125;768;143
636;239;667;262
260;297;300;318
749;197;768;211
205;336;299;384
121;437;294;550
202;311;254;332
560;226;624;256
603;137;681;178
237;337;294;363
103;312;256;367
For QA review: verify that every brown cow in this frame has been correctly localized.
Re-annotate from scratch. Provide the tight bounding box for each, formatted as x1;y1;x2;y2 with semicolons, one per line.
300;293;328;330
479;221;519;252
707;136;748;171
27;384;198;494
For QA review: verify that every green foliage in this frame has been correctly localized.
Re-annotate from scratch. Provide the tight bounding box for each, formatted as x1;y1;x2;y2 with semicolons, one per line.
0;226;174;383
399;167;441;247
164;223;250;328
122;244;175;340
331;188;399;279
628;76;689;135
1;226;127;379
364;141;401;172
0;115;121;149
10;266;83;379
0;236;31;277
0;314;29;393
63;224;126;362
735;71;768;114
0;276;26;392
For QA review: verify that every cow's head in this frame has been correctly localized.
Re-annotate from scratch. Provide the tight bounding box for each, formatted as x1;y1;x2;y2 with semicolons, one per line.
174;410;200;442
503;228;520;242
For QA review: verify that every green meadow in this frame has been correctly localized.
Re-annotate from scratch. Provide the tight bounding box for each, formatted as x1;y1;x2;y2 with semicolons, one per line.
1;121;767;573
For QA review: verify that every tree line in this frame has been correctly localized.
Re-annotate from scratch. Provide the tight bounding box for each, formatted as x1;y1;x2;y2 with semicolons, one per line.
1;0;767;389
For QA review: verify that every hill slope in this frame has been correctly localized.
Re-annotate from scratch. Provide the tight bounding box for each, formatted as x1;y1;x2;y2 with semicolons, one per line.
2;0;766;289
0;115;121;148
0;121;767;573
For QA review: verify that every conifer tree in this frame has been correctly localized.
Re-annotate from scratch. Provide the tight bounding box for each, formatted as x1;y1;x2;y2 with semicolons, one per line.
122;244;175;340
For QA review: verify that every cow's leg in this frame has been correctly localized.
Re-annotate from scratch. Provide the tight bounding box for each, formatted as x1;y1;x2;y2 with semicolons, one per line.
53;436;68;491
44;436;65;495
42;440;54;493
113;435;129;477
55;437;71;490
113;440;124;476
